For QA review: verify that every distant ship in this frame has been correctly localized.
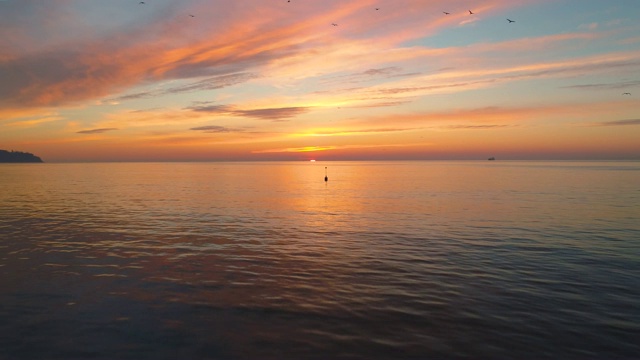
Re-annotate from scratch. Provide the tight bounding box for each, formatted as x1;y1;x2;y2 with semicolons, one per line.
488;157;496;161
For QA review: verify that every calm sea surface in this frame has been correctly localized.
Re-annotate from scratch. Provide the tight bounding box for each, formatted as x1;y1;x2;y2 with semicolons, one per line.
1;161;639;359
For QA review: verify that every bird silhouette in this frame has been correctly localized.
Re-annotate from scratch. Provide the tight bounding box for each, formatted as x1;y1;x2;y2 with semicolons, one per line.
443;11;450;15
189;14;195;17
139;1;145;4
332;23;338;26
623;92;631;95
468;10;474;14
507;19;515;23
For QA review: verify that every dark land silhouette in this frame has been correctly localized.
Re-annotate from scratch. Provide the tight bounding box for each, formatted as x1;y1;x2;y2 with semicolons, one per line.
0;150;44;163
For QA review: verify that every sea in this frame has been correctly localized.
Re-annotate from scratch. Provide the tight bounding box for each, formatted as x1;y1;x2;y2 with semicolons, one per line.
1;161;638;359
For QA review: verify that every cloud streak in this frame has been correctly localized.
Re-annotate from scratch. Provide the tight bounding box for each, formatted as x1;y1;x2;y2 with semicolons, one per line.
109;73;258;103
190;125;245;133
234;107;309;121
595;119;640;126
76;128;119;134
562;80;640;91
186;104;310;121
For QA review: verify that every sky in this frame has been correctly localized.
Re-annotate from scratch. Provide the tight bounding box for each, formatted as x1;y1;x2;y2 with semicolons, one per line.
1;0;639;162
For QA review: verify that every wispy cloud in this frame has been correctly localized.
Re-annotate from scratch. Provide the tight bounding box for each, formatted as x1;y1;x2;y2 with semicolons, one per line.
234;107;309;121
4;113;63;128
350;100;413;108
304;127;419;136
186;104;234;114
595;119;640;126
166;73;258;94
186;104;309;121
441;124;511;130
321;66;418;86
321;49;640;105
562;80;640;91
190;125;245;133
108;73;257;103
77;128;119;134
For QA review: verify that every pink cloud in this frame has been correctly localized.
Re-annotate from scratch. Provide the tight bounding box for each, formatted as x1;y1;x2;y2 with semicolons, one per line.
0;0;541;113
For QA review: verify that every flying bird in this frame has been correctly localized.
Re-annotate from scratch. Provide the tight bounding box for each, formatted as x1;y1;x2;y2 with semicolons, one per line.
623;92;631;95
468;10;474;15
189;14;195;17
332;23;338;26
443;11;450;15
376;8;379;10
139;1;145;4
507;19;515;23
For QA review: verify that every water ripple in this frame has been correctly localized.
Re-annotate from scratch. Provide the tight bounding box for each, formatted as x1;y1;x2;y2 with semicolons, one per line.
1;161;639;359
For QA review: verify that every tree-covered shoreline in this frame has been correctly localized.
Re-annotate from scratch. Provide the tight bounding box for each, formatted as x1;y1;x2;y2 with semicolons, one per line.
0;150;44;163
